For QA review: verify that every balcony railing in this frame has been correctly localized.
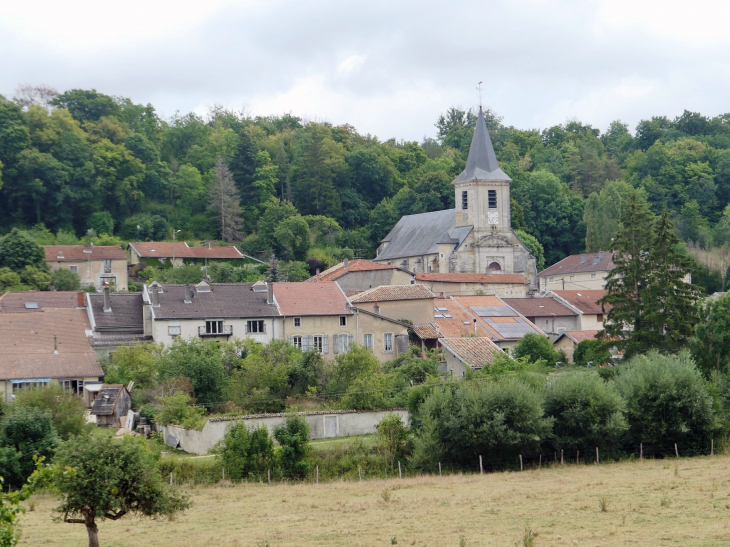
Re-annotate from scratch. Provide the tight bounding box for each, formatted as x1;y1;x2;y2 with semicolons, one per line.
198;325;233;337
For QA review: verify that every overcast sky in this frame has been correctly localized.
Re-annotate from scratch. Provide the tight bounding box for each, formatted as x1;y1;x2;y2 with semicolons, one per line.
2;0;730;141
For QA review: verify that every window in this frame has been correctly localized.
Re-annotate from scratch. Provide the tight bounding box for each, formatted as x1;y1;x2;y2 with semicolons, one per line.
69;265;78;274
597;314;604;322
246;320;265;333
334;334;352;353
291;335;302;349
339;316;347;327
549;277;555;283
461;190;468;209
363;333;373;350
103;259;112;272
293;317;301;328
168;325;181;336
58;379;83;396
206;320;224;334
313;335;324;353
590;273;597;280
488;189;497;208
384;333;393;353
569;275;575;281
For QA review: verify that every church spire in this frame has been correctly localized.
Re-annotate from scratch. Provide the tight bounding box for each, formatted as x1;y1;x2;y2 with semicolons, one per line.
453;106;510;183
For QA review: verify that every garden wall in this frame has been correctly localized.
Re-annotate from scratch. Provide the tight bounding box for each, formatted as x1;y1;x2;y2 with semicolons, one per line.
161;409;409;455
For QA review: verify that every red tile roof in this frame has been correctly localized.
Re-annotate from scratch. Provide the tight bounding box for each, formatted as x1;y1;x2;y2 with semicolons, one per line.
0;308;103;380
415;272;528;284
274;282;352;316
539;252;615;277
411;324;441;340
553;290;607;315
432;298;492;338
45;245;126;262
502;297;577;318
350;284;435;303
0;291;84;313
307;260;401;282
129;242;242;260
562;330;600;343
440;337;503;369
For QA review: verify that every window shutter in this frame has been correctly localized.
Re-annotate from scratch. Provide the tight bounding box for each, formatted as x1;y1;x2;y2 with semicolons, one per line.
263;322;266;334
245;323;250;334
333;334;339;354
323;335;329;354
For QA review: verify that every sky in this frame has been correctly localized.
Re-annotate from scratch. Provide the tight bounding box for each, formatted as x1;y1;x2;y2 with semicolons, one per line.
2;0;730;141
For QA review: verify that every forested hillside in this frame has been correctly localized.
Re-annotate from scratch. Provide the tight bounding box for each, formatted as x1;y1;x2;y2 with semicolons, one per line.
1;87;729;290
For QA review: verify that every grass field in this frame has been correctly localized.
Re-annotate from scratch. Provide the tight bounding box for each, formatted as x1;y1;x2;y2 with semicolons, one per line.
18;454;730;547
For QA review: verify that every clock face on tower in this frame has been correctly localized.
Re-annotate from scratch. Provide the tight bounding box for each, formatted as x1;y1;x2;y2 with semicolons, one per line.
487;211;499;225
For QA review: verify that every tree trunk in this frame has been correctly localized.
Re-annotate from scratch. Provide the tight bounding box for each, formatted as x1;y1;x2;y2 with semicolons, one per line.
82;507;99;547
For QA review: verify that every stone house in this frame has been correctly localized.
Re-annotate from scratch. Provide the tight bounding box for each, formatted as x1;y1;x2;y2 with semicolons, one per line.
349;284;436;325
274;282;410;362
502;296;580;336
552;330;601;363
307;259;414;292
45;244;128;291
538;252;615;292
439;337;503;377
414;271;529;298
549;290;608;331
86;286;150;357
128;241;245;267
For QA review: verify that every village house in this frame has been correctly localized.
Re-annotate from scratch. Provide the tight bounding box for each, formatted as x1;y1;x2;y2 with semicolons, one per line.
548;290;608;331
502;296;580;336
414;271;529;298
142;280;280;346
86;285;150;357
0;303;103;405
128;241;245;267
538;251;615;292
439;337;504;377
45;244;128;291
274;282;410;362
307;258;414;292
0;290;86;313
552;330;601;363
349;284;436;325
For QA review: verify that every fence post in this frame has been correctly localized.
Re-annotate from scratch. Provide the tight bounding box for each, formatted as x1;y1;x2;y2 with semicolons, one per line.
268;469;271;485
398;461;402;479
596;447;599;465
711;439;714;456
539;455;542;469
479;455;483;475
640;443;643;462
170;472;173;486
675;443;679;459
439;462;442;477
222;468;225;482
561;450;564;465
358;466;362;481
577;450;579;464
519;454;523;472
316;465;319;484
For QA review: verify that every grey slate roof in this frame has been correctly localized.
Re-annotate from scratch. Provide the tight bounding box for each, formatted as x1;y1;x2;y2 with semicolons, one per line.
151;283;280;320
377;209;471;261
88;293;143;331
453;107;511;183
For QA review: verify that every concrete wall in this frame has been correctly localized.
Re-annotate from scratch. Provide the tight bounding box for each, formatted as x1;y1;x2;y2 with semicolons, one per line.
440;351;469;378
161;409;410;455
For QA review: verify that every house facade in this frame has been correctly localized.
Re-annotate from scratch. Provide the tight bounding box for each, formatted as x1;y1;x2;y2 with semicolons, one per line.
414;272;529;298
45;244;128;290
502;296;580;336
440;337;503;377
549;290;608;331
538;252;615;292
307;259;414;292
349;284;436;325
553;330;600;363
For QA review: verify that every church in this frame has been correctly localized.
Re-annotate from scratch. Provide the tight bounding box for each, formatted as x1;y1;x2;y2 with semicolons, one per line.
374;107;538;293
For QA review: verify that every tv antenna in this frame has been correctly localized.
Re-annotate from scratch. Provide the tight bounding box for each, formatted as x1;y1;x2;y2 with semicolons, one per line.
476;81;483;109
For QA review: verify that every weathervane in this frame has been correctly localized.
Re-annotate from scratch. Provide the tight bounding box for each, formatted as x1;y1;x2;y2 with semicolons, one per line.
476;81;483;110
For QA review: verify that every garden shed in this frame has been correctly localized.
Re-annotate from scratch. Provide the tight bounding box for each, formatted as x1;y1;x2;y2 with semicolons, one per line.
91;384;132;428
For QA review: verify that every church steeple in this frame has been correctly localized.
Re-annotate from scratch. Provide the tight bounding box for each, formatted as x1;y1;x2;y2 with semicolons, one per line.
453;107;511;183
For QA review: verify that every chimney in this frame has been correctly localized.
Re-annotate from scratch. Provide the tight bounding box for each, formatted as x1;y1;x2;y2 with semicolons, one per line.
267;282;274;305
344;258;349;270
77;291;85;308
316;268;320;281
103;283;111;313
373;302;380;315
53;335;59;355
184;284;193;304
581;254;586;263
440;292;444;298
150;285;160;307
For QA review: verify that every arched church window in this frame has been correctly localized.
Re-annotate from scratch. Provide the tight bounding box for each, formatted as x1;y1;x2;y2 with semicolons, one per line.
488;262;501;271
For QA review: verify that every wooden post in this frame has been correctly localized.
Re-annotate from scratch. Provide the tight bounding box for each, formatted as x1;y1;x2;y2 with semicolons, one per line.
519;455;523;472
675;443;679;459
561;450;564;465
577;450;579;464
358;466;362;481
596;447;599;465
268;469;271;485
479;455;483;475
640;443;643;461
222;468;225;481
398;461;402;479
316;465;319;484
539;455;542;469
711;439;714;456
170;472;173;486
438;462;442;476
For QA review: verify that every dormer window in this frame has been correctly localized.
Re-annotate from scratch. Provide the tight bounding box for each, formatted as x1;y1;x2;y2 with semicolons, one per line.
488;190;497;208
461;191;468;209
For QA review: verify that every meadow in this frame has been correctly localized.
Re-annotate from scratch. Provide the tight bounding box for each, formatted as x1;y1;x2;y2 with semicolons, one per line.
17;453;730;547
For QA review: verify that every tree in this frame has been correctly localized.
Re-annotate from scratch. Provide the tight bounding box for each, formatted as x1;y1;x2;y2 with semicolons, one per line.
214;423;273;480
208;157;243;242
87;211;114;235
0;409;57;487
52;435;191;547
51;268;81;290
49;89;120;123
12;385;88;440
512;333;559;366
690;292;730;375
229;127;257;208
0;229;46;273
514;230;545;271
274;215;311;260
375;413;408;470
572;339;611;366
273;415;311;478
103;342;162;390
0;458;53;547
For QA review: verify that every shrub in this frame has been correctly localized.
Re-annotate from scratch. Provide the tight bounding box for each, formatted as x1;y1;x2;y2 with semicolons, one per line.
544;372;628;456
512;333;560;366
273;415;311;479
103;342;162;391
573;339;611;367
376;414;408;469
326;345;380;395
155;392;206;429
288;349;326;396
615;351;719;455
214;422;274;481
341;372;396;411
51;268;81;290
12;385;89;440
0;409;58;486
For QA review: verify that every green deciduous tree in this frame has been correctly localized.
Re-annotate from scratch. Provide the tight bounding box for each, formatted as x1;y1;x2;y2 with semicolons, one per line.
274;215;311;261
273;415;311;478
691;292;730;375
512;333;560;366
214;423;273;480
12;385;88;440
51;268;81;290
0;228;46;273
0;409;57;487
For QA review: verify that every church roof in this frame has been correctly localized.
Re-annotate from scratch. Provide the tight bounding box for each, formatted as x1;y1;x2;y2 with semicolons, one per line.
453;107;511;183
377;209;471;261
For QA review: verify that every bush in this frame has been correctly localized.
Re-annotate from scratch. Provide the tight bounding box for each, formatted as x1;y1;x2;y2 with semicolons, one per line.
410;380;552;471
12;385;89;440
156;391;206;429
573;339;611;367
326;345;380;395
512;333;560;366
376;414;408;470
615;351;719;455
341;372;396;411
214;422;274;481
51;268;81;291
0;409;58;486
544;372;628;457
273;415;311;479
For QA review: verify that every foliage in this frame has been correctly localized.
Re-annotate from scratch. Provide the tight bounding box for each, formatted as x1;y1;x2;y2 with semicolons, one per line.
0;409;58;487
375;414;408;469
213;423;274;481
103;342;162;390
155;391;206;429
544;372;628;456
0;458;54;547
514;229;545;271
573;339;611;367
51;268;81;290
273;415;311;478
512;333;561;366
11;385;88;440
691;292;730;375
0;229;46;273
326;344;380;395
52;434;191;547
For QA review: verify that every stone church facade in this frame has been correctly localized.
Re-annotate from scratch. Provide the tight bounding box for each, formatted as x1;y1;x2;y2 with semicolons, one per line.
374;107;538;293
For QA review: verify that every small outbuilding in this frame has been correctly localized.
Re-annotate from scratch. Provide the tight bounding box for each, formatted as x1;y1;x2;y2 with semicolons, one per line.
90;384;132;428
